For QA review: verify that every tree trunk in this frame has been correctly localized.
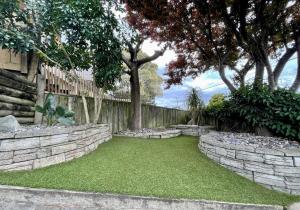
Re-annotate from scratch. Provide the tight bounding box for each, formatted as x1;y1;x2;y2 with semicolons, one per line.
93;88;104;124
218;66;236;92
130;67;142;130
290;35;300;92
82;95;90;124
274;47;296;87
27;53;39;83
254;59;265;86
34;61;45;124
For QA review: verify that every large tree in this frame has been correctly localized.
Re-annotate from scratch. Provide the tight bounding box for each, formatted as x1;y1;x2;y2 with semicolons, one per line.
115;52;163;104
124;0;300;92
121;34;166;130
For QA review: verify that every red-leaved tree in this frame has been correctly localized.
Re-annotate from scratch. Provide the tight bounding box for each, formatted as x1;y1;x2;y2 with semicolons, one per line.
125;0;300;92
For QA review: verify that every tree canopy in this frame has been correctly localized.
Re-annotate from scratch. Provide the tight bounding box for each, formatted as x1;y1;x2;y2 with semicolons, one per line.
124;0;300;92
0;0;123;89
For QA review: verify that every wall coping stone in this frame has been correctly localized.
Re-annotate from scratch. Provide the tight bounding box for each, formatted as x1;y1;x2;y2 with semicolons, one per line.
0;185;284;210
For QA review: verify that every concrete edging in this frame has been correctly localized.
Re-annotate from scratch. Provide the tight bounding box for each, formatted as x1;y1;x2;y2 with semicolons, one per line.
0;185;284;210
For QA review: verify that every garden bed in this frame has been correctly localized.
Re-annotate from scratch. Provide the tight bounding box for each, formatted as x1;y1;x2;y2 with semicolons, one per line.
115;128;182;139
0;124;111;171
199;131;300;195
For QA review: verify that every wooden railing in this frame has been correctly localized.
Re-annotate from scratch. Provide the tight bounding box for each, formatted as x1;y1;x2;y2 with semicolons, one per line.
43;65;130;102
44;65;95;97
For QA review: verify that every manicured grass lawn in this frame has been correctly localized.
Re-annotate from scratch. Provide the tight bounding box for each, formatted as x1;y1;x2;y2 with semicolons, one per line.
0;136;299;206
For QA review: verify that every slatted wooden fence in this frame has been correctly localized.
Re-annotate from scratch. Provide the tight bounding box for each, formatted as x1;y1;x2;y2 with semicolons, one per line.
54;94;187;133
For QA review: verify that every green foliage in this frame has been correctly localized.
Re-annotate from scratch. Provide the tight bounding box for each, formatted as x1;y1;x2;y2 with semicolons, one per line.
206;85;300;140
36;93;75;126
187;88;204;111
0;0;123;90
206;94;225;116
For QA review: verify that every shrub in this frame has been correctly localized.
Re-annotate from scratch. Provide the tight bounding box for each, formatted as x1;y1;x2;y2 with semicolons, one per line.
36;93;75;126
205;85;300;140
205;94;225;117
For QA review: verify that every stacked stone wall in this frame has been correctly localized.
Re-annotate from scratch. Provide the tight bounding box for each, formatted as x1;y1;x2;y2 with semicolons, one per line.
0;124;111;171
199;132;300;195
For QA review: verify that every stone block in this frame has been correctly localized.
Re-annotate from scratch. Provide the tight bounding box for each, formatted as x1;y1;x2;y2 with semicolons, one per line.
285;181;300;190
202;143;216;153
33;154;65;169
215;147;235;159
0;159;12;166
206;151;220;163
294;157;300;167
255;148;284;156
37;148;52;158
244;161;274;175
0;137;40;151
220;157;244;169
233;144;255;152
14;148;38;155
254;172;285;187
264;155;293;166
52;143;77;155
291;190;300;195
13;153;36;163
275;166;300;177
0;132;15;140
236;151;264;162
278;148;300;157
223;165;253;181
40;134;69;147
0;160;33;170
271;186;291;194
0;151;13;160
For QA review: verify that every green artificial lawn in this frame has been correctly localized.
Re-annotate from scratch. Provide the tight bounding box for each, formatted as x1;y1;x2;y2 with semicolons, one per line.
0;136;299;206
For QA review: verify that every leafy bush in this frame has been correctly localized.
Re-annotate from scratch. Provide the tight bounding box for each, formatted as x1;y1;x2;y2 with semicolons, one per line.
205;94;225;117
36;93;75;126
205;85;300;140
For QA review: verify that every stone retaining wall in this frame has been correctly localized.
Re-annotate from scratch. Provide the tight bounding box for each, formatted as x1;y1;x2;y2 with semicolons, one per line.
115;129;182;139
199;132;300;195
0;124;111;171
170;125;213;136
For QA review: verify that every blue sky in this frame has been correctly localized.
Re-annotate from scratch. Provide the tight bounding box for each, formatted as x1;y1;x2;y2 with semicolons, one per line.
141;40;298;110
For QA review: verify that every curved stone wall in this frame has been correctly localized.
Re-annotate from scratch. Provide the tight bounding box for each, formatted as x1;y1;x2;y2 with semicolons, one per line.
0;124;111;171
115;129;182;139
199;132;300;195
170;125;214;136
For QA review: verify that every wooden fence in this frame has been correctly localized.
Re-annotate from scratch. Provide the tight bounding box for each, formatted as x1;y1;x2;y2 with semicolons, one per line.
43;65;130;102
54;94;187;133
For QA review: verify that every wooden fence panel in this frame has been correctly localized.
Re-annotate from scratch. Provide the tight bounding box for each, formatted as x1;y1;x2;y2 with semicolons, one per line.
55;94;187;133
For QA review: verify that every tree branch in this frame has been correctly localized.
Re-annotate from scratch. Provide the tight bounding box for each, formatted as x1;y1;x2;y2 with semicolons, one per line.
273;46;296;83
218;65;236;92
137;46;166;66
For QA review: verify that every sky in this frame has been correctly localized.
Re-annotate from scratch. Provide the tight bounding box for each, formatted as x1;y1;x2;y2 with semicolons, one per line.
141;40;298;110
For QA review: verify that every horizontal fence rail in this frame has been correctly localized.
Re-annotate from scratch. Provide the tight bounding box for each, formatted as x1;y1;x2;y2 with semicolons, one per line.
43;65;130;102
